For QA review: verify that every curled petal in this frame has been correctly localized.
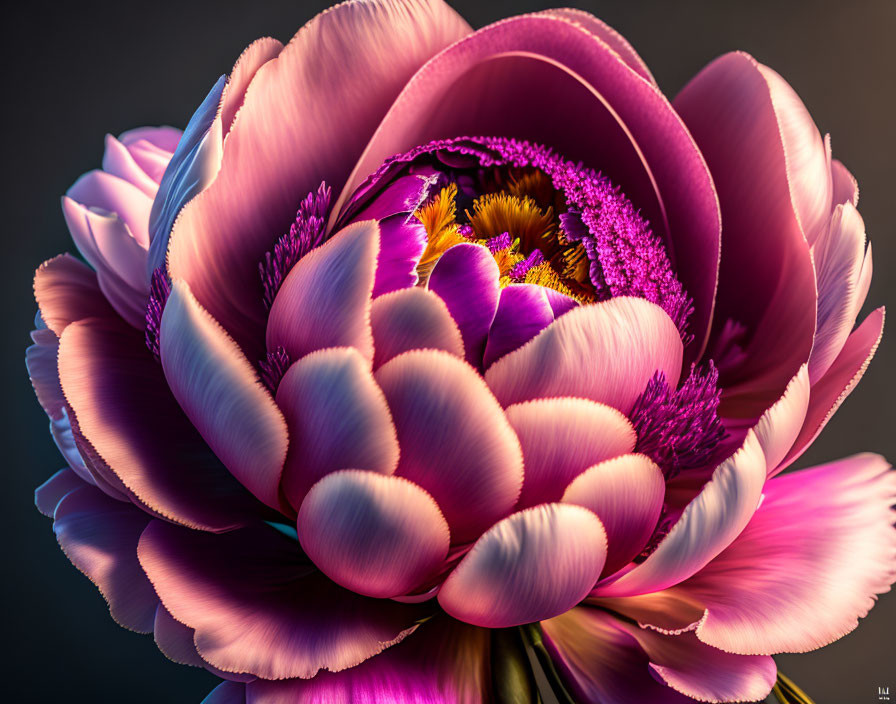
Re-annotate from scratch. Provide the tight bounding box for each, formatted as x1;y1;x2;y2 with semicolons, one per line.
34;254;116;336
35;468;88;518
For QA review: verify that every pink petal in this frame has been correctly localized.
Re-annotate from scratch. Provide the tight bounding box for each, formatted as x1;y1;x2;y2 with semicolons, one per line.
439;504;607;627
267;221;378;365
35;467;90;518
137;520;428;680
676;53;817;418
485;297;683;414
245;616;490;704
370;287;464;368
33;254;116;336
854;241;873;320
831;157;859;208
298;470;450;598
505;397;636;510
782;307;884;468
167;0;470;355
67;169;153;248
53;485;158;632
594;431;767;597
375;349;524;544
339;14;720;357
59;315;260;531
427;243;500;368
276;347;399;510
161;280;288;511
120;125;182;153
754;365;810;477
218;38;284;136
102;134;161;197
669;454;896;655
562;454;665;576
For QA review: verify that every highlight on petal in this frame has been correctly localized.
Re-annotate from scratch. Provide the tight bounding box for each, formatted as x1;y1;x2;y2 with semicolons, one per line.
161;280;288;511
375;349;524;544
297;470;450;598
505;397;636;509
562;454;665;575
267;220;379;364
439;503;607;627
277;347;399;510
754;365;810;477
370;287;463;368
485;296;683;414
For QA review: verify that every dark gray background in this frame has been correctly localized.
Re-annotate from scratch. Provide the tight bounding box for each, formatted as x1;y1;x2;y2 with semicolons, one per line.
2;1;892;701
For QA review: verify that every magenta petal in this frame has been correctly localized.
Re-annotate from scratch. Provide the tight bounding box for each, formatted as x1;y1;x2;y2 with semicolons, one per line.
485;297;683;414
35;468;88;518
246;616;489;704
137;520;427;680
375;349;524;544
427;243;500;368
505;398;635;510
53;485;158;632
373;214;427;297
439;504;606;628
370;287;463;368
267;221;378;364
562;454;665;576
298;470;450;598
483;284;555;368
34;254;116;336
276;347;399;510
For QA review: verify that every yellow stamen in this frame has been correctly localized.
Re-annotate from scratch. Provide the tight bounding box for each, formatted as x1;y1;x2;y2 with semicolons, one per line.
507;169;556;209
466;192;555;254
415;184;469;284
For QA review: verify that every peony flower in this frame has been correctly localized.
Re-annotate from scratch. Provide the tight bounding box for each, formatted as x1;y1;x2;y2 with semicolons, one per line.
27;1;894;702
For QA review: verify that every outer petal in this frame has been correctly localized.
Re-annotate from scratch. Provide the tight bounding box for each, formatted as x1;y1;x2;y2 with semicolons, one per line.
562;454;665;575
161;280;288;511
439;504;607;627
505;397;636;509
35;468;87;518
246;616;490;704
33;254;116;336
137;520;428;680
297;470;450;598
167;0;470;356
375;349;524;543
427;243;500;368
754;365;810;477
276;347;399;510
485;297;683;414
59;315;260;531
53;485;158;633
267;221;378;365
370;287;463;368
676;53;817;418
594;431;766;597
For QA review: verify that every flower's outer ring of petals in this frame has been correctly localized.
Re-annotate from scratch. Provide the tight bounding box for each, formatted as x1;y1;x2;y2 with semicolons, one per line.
245;615;491;704
439;503;607;628
486;296;683;414
267;220;379;366
59;314;260;531
35;467;89;518
562;454;665;576
675;52;818;419
505;397;636;510
53;485;158;633
338;14;721;359
166;0;471;357
161;280;289;512
137;520;429;680
297;470;450;598
427;243;500;369
754;365;810;477
670;454;896;656
594;430;767;597
781;307;884;470
370;287;464;368
276;347;399;511
375;349;524;544
34;254;117;336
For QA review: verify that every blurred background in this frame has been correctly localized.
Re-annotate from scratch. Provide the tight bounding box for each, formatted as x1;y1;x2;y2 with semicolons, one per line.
2;0;892;701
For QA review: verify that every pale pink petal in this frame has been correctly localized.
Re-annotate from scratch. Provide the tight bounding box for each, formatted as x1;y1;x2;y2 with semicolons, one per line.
376;349;523;543
831;157;859;208
167;0;470;355
594;431;766;597
439;504;607;627
120;125;182;153
505;398;636;509
754;365;810;477
854;241;873;320
67;169;153;248
161;280;288;511
33;254;116;336
102;134;161;196
298;470;450;598
218;37;284;136
485;297;683;414
370;287;463;368
267;221;378;365
562;454;665;575
138;520;428;680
